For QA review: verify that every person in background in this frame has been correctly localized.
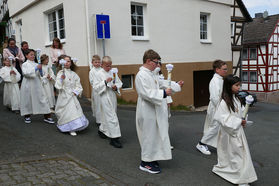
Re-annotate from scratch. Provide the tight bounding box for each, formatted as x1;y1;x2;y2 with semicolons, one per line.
21;41;29;62
89;55;102;127
50;37;65;75
0;58;21;113
3;38;25;83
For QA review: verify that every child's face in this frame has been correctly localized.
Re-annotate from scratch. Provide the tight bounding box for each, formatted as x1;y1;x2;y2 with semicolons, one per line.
27;51;35;61
216;64;228;77
92;59;101;68
102;61;112;72
3;60;10;66
53;41;59;48
64;57;71;69
232;82;241;94
42;58;49;65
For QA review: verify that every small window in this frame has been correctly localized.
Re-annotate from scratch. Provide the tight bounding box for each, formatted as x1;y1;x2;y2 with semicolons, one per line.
47;7;65;42
243;48;248;59
131;4;144;36
249;48;257;59
200;13;208;40
122;74;134;89
242;71;248;82
250;71;257;83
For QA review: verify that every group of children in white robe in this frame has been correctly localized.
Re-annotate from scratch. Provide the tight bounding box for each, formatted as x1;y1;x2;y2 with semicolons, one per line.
0;49;88;136
1;48;258;185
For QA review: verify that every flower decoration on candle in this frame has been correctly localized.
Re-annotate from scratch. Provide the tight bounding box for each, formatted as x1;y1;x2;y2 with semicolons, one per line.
72;57;78;64
36;48;43;77
242;95;254;120
166;64;174;88
111;68;118;84
59;59;67;76
8;56;17;83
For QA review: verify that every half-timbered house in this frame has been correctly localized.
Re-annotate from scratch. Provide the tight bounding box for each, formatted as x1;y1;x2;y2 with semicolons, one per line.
242;13;279;101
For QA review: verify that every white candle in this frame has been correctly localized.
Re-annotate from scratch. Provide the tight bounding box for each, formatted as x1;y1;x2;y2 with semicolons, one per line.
166;64;174;88
242;95;254;119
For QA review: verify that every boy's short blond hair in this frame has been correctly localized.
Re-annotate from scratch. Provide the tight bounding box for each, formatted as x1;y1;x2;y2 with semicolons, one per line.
102;56;112;63
92;55;100;61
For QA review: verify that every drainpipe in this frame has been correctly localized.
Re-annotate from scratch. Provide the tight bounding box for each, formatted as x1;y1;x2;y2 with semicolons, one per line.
84;0;92;69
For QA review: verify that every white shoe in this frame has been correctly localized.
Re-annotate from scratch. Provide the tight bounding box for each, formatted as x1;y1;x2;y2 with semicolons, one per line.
70;131;77;136
196;143;211;155
170;145;174;150
239;184;250;186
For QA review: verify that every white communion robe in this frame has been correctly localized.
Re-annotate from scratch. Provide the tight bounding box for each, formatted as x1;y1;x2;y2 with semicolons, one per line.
89;67;102;123
0;66;21;110
201;73;224;148
212;96;257;185
55;69;89;132
94;68;123;138
135;66;172;162
20;60;51;116
41;65;56;108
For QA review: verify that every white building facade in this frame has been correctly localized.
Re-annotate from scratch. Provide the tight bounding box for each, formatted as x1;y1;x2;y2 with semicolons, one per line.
6;0;235;106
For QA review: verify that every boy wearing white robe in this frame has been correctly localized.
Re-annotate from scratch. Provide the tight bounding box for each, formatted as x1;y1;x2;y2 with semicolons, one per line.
196;60;228;155
135;49;172;174
89;55;102;126
0;58;21;112
20;49;54;124
40;54;56;109
213;75;257;186
55;56;89;136
94;56;123;148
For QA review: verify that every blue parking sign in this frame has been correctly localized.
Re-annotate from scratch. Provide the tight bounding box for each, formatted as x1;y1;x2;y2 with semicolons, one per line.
96;14;110;39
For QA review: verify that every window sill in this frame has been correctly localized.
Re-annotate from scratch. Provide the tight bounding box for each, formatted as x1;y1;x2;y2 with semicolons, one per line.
200;40;212;44
45;39;66;47
131;36;149;41
122;88;134;91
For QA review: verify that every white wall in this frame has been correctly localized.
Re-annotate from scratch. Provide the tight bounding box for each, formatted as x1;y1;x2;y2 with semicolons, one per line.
9;0;90;66
88;0;232;65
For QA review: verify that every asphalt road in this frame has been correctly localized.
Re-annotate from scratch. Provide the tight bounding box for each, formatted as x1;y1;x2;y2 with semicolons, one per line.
0;83;278;185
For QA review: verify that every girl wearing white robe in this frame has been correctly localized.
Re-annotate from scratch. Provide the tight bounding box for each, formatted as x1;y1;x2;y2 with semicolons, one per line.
212;75;257;186
94;57;123;148
20;50;54;124
0;59;21;111
55;56;89;136
89;55;102;125
41;55;56;109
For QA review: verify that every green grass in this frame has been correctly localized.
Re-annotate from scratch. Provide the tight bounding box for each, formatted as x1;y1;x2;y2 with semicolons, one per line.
170;104;192;111
117;98;137;105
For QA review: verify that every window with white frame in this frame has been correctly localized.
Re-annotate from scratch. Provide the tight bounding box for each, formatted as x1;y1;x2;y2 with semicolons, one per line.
249;48;257;59
131;4;144;37
242;71;248;82
47;7;65;42
243;48;248;59
122;74;134;89
200;13;209;41
250;71;257;83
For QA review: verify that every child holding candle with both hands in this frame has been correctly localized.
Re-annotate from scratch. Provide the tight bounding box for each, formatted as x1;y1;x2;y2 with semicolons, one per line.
55;55;89;136
213;74;257;186
94;56;123;148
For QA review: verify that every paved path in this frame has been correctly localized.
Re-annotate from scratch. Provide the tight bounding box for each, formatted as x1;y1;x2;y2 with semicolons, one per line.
0;84;279;185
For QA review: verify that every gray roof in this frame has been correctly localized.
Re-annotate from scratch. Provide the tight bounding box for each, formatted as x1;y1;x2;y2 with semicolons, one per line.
243;14;279;44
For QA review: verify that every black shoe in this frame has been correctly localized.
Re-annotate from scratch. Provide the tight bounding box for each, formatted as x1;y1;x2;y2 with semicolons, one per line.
98;130;107;139
96;123;101;127
110;138;122;148
139;161;161;174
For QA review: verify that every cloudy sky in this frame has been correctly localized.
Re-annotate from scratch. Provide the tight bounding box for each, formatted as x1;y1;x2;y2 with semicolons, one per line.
242;0;279;17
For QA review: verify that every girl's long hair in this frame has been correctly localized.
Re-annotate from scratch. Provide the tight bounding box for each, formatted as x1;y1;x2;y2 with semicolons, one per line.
56;55;77;72
222;74;241;112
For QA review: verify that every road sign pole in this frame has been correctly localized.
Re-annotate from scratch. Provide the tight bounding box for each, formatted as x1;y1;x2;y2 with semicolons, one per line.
102;23;106;57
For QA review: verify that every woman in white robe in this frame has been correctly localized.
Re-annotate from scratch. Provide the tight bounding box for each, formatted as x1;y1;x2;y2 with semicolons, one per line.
41;54;56;109
93;57;123;148
212;75;257;185
55;56;88;136
89;55;102;125
20;50;54;124
0;59;21;111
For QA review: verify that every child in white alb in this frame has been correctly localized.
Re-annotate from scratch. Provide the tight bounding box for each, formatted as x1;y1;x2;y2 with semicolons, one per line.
0;58;21;112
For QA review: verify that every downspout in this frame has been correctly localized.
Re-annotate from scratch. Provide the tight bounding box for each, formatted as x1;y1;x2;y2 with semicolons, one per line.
84;0;91;68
